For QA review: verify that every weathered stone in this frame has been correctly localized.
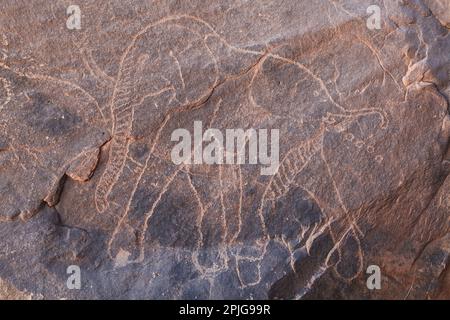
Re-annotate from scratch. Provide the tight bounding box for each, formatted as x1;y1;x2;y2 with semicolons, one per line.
0;0;449;299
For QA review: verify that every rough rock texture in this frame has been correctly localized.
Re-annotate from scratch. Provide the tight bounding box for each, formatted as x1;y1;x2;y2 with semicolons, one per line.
0;0;449;299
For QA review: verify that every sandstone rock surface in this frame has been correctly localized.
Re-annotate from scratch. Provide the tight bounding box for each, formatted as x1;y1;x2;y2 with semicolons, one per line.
0;0;449;299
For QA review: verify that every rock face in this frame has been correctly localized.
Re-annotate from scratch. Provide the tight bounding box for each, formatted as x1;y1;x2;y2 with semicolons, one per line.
0;0;449;299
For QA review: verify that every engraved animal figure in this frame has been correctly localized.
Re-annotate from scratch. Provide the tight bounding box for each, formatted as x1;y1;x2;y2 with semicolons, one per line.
94;16;220;213
233;109;387;287
257;111;386;284
98;16;223;265
95;15;391;282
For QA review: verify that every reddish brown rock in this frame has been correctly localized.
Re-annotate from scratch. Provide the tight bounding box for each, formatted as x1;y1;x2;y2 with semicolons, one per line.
0;0;449;299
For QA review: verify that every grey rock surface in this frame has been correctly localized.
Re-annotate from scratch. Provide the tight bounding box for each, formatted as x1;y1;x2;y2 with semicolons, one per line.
0;0;449;299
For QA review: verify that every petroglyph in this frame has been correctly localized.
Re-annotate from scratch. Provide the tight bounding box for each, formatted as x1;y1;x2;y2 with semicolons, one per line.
2;0;450;299
0;77;12;112
94;15;221;213
92;13;395;290
0;57;108;219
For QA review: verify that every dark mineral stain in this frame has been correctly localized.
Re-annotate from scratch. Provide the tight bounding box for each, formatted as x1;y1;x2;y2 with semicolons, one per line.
24;92;81;136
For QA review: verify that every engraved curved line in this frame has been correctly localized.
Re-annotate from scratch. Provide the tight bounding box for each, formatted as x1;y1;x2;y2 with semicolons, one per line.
357;36;403;93
324;225;364;281
95;39;152;213
202;29;390;127
169;50;185;91
276;139;365;282
135;167;182;262
95;29;149;213
94;107;134;212
235;241;268;288
79;48;114;125
297;187;346;271
233;165;244;243
107;113;172;260
107;166;183;264
257;128;326;235
99;15;387;211
3;70;107;124
258;102;388;236
99;14;390;268
320;145;364;280
320;146;363;237
95;15;220;213
189;171;229;275
0;77;12;112
218;166;227;242
81;48;115;88
257;114;370;279
107;46;220;263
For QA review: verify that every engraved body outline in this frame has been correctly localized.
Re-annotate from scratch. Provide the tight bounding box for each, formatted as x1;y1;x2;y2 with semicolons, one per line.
90;15;390;284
